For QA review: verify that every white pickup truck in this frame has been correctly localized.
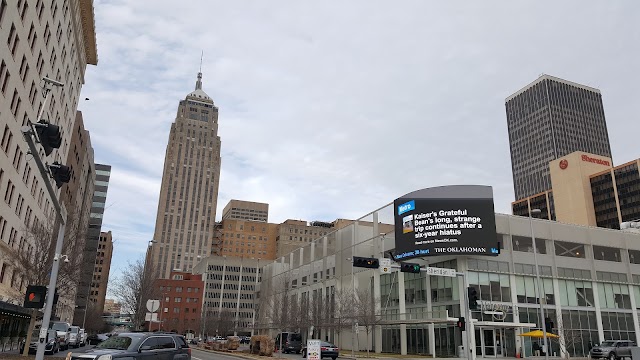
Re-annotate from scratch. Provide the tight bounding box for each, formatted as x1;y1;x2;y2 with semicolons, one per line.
49;321;71;350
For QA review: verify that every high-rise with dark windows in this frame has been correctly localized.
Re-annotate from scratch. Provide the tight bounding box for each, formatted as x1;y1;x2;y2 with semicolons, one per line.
149;73;222;278
506;74;612;201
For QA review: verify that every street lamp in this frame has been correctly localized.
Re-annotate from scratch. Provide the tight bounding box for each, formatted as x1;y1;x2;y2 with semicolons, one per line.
529;208;549;360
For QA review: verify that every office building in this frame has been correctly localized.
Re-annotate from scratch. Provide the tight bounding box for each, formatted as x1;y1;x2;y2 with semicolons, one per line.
259;197;640;358
222;200;268;222
275;219;335;257
104;299;121;315
154;271;204;335
220;218;278;260
73;163;111;324
89;230;113;315
513;151;640;230
149;72;222;278
193;256;261;336
0;0;97;327
506;75;612;201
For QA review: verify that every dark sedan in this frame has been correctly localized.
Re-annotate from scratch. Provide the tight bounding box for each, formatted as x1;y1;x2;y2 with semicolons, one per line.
21;329;59;355
302;341;339;360
86;333;110;345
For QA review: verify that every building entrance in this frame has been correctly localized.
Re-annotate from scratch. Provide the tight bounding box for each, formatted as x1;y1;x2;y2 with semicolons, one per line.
475;328;510;358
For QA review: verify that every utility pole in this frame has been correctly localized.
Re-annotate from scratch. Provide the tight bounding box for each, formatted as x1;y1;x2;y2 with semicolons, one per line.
22;77;73;360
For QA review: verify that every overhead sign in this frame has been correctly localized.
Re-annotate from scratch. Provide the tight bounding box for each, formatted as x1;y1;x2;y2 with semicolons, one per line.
307;340;321;360
393;185;499;260
425;266;457;277
379;258;391;274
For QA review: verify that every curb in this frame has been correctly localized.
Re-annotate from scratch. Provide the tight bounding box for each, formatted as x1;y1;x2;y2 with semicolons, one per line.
193;347;269;359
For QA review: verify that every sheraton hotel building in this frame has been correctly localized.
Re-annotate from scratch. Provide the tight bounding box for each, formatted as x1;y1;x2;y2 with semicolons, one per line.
258;196;640;358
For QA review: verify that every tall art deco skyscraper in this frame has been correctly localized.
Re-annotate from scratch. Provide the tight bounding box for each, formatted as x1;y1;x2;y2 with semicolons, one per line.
149;73;221;278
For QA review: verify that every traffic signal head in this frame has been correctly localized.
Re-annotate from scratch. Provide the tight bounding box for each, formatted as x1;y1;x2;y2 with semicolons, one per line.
400;262;421;273
49;162;71;188
34;120;62;156
352;256;380;269
457;316;466;331
467;286;479;310
24;285;47;308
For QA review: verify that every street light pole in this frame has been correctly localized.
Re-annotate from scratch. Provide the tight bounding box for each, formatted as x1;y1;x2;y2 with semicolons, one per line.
529;208;549;360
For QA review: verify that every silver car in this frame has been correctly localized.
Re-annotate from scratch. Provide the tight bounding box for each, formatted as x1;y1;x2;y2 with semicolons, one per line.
590;340;636;360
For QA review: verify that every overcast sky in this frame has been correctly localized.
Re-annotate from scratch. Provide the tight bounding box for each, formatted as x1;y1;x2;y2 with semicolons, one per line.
78;1;640;288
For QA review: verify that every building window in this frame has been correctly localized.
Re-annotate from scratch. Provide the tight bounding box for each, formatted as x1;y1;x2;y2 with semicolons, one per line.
511;235;547;254
593;246;621;262
554;240;586;258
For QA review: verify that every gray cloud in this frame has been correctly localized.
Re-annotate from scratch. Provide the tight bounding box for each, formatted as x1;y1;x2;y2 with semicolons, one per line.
80;0;640;284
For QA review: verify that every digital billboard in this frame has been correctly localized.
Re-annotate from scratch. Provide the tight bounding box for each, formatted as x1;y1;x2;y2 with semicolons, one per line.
393;185;498;260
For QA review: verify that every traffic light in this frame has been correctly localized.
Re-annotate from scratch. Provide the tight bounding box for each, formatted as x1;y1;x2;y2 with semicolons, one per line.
456;317;466;331
467;286;479;310
34;120;62;156
24;285;47;308
352;256;379;269
49;162;71;188
400;262;421;273
545;317;554;333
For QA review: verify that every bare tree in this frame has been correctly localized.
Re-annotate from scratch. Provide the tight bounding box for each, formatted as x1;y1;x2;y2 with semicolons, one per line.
110;257;159;330
83;302;109;334
354;287;380;356
328;289;355;347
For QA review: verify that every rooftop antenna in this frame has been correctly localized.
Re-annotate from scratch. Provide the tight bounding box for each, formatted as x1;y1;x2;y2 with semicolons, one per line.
195;51;204;90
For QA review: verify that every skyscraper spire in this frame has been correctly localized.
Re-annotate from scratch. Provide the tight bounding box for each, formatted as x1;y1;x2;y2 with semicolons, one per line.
195;51;203;90
195;71;203;90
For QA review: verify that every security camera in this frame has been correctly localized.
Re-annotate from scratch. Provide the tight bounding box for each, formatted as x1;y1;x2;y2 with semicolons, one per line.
42;77;64;87
64;257;70;264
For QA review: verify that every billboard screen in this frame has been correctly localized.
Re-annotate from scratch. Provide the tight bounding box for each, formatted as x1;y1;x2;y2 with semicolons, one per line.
393;185;498;260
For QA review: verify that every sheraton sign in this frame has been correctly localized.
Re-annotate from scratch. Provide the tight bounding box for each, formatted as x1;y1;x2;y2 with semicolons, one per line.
581;154;611;166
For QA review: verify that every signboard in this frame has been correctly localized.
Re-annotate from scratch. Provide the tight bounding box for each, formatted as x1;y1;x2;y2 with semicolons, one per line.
425;266;457;277
145;312;158;322
379;258;391;274
146;299;160;313
394;185;499;260
307;340;321;360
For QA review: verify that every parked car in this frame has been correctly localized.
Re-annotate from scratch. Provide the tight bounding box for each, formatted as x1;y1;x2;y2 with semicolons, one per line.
21;329;59;355
72;332;191;360
302;341;339;360
49;321;71;350
275;332;303;354
87;333;111;345
590;340;636;360
68;326;82;348
79;328;87;347
240;336;251;344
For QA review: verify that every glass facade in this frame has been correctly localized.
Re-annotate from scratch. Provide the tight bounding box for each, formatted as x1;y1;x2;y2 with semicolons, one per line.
259;204;640;358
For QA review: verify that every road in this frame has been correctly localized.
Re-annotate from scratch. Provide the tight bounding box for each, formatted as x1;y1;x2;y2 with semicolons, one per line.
192;348;308;360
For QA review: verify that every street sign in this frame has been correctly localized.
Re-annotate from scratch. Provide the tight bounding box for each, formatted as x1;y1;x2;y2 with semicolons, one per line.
307;340;321;360
425;266;456;277
379;258;391;274
146;299;160;312
145;312;158;322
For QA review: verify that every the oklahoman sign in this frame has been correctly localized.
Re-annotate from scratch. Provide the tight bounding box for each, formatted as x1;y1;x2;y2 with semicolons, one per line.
393;185;499;261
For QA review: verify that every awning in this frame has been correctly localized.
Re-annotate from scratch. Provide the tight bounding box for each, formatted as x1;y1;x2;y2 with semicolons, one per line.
0;300;35;318
519;330;559;338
